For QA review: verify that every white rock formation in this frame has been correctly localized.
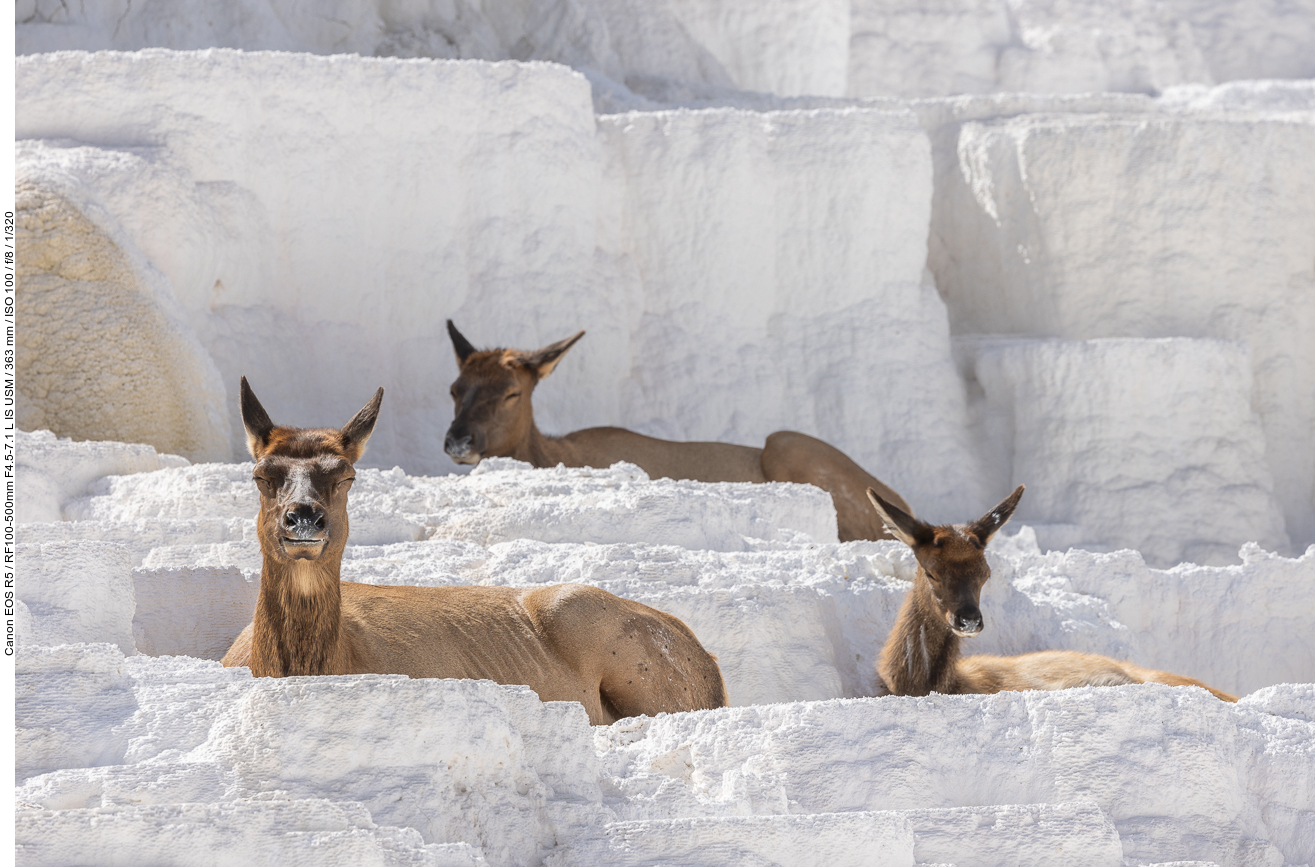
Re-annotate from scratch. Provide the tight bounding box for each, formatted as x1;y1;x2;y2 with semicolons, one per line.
16;50;602;471
961;336;1289;565
13;442;1315;865
15;429;189;524
847;0;1315;99
663;0;851;97
18;799;489;867
15;162;232;462
17;0;1315;102
28;456;1301;696
131;567;259;660
17;542;137;655
14;3;1315;864
16;50;976;522
15;46;1314;558
594;686;1308;865
920;93;1315;555
594;106;981;514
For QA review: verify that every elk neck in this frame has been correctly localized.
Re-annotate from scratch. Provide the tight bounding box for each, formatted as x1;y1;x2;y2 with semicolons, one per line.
250;550;346;677
882;565;963;696
508;416;578;469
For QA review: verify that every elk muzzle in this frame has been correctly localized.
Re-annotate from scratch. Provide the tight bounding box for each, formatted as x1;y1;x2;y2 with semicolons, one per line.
444;425;481;464
281;502;328;557
949;605;983;637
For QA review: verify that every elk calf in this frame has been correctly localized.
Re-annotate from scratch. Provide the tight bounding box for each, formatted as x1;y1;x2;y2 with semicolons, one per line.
222;378;729;724
867;485;1237;702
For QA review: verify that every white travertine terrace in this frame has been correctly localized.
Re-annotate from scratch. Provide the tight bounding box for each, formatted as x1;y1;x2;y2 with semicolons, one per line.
15;3;1315;864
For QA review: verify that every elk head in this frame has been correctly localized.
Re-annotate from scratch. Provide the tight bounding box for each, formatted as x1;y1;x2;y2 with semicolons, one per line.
866;485;1025;637
443;320;584;464
240;377;383;564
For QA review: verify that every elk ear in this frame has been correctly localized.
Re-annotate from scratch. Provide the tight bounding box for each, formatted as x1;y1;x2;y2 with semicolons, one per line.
866;488;932;547
969;485;1025;546
240;377;276;459
519;330;585;380
339;387;384;464
447;320;478;365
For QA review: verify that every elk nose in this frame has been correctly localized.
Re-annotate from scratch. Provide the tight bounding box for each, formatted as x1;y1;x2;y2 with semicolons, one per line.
953;611;983;636
283;503;326;537
445;432;473;458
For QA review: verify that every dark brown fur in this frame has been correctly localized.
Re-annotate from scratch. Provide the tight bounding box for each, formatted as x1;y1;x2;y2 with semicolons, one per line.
868;486;1237;702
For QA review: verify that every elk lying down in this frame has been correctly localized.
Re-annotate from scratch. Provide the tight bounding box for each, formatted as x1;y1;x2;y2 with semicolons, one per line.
442;321;910;542
866;485;1237;702
221;378;728;725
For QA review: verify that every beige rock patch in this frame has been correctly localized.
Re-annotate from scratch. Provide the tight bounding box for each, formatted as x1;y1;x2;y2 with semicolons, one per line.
16;179;229;461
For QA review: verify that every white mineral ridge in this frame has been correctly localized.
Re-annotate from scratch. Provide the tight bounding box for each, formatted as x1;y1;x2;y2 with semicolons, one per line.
662;0;850;97
14;0;735;104
54;457;836;551
17;800;490;867
15;51;965;515
592;688;1312;865
15;649;1314;866
14;48;1314;563
16;542;137;655
15;429;189;524
25;462;1314;700
14;5;1315;864
14;436;1315;866
961;337;1290;565
849;0;1315;99
11;50;952;497
16;0;1315;102
915;90;1315;560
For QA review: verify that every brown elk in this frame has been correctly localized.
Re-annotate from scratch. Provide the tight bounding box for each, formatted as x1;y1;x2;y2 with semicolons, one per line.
866;485;1237;702
221;378;728;724
443;321;910;542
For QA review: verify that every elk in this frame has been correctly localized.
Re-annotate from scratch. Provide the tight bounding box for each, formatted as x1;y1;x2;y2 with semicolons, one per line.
443;321;910;542
866;485;1237;702
221;378;728;724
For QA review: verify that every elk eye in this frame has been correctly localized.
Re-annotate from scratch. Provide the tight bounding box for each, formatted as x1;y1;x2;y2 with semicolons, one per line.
336;477;355;490
449;386;457;398
505;392;521;401
253;477;274;496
